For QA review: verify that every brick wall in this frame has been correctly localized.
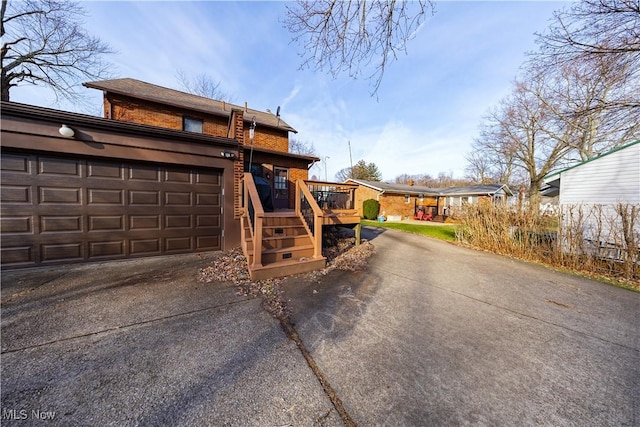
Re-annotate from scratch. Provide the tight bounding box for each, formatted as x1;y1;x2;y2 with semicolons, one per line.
245;126;289;152
230;109;245;218
106;94;289;153
354;186;381;217
354;185;439;219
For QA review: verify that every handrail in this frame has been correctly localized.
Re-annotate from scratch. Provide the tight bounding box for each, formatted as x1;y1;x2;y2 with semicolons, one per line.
242;173;265;267
304;180;357;210
295;179;324;259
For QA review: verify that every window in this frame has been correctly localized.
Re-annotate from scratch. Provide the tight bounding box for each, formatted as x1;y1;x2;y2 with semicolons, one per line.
404;195;410;204
183;117;203;133
274;167;288;199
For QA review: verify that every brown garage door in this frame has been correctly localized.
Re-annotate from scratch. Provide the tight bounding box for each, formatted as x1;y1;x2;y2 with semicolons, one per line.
1;153;223;269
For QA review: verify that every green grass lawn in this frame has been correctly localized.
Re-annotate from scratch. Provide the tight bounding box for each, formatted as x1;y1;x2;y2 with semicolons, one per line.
361;220;458;242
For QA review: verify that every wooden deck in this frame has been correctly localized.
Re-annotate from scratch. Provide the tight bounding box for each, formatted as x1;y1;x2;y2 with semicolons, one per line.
241;176;361;280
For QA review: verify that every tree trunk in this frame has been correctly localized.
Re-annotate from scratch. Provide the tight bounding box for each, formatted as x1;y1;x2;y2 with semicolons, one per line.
1;75;10;101
528;179;543;213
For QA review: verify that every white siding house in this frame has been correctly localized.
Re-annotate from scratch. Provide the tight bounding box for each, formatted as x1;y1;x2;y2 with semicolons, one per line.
544;140;639;205
543;140;640;261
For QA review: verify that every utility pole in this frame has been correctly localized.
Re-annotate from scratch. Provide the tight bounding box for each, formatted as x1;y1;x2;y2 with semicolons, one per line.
348;140;353;178
323;156;330;181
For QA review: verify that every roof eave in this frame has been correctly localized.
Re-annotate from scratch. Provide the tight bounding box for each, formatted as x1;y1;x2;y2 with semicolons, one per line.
83;80;298;133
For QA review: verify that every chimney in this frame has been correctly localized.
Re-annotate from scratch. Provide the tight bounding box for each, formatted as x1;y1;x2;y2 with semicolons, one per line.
222;101;226;111
244;101;248;112
408;179;415;186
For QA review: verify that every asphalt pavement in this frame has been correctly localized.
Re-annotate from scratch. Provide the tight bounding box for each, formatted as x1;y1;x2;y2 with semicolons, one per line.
2;226;639;426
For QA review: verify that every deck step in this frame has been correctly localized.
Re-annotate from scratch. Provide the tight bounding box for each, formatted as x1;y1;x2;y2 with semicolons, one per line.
248;256;327;281
262;224;308;237
262;235;312;250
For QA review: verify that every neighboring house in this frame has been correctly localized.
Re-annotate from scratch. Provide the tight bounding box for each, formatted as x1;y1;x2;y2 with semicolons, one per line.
440;184;514;217
0;79;318;270
542;140;640;259
346;179;513;220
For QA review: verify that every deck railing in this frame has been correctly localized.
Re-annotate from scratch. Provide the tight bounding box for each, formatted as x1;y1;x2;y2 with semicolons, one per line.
304;180;358;211
295;180;324;259
241;173;265;267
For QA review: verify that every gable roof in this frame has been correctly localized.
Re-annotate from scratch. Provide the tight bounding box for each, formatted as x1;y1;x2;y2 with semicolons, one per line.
346;179;513;197
440;184;514;197
544;139;640;181
542;140;640;197
83;78;297;133
345;179;440;196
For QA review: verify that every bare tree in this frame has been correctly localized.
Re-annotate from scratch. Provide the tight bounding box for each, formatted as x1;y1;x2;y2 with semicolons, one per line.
534;54;640;162
289;138;318;156
474;77;572;207
175;69;233;102
536;0;640;58
469;0;640;206
284;0;434;94
533;0;640;111
1;0;113;102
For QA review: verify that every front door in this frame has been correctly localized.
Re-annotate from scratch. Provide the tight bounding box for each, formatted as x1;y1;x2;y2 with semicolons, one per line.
273;167;289;209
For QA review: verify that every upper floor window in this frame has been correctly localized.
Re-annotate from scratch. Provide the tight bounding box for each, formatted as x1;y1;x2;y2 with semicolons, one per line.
183;117;203;133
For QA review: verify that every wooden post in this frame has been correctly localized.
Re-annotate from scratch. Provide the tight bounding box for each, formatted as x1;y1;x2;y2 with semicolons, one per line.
354;223;361;246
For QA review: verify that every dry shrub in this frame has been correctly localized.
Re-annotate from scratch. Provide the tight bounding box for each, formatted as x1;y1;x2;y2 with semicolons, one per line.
456;201;639;288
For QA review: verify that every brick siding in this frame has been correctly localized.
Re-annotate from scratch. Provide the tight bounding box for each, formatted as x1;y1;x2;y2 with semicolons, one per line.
355;185;439;219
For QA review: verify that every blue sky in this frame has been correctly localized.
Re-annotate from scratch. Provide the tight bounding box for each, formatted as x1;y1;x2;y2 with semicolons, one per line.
11;1;567;182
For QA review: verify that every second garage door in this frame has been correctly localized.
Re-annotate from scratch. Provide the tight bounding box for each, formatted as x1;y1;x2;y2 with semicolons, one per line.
1;153;223;269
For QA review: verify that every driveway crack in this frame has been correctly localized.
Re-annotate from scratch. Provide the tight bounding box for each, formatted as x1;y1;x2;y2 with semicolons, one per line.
278;314;357;427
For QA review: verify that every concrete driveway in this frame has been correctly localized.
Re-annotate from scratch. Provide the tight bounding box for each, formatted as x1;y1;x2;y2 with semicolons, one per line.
283;226;640;426
2;226;639;426
1;253;340;426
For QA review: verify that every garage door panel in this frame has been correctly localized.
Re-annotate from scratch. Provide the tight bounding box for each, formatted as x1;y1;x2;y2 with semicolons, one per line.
165;169;192;183
196;215;220;228
88;216;125;232
166;215;191;229
196;172;220;185
129;167;160;182
38;157;82;177
129;190;161;206
1;246;34;266
1;216;33;234
89;241;126;259
40;216;83;233
165;192;192;206
2;154;30;173
1;153;223;269
196;235;220;251
130;215;161;230
88;188;125;205
87;162;124;179
165;237;193;252
42;243;84;262
130;239;161;255
196;192;220;207
39;187;82;204
1;185;32;203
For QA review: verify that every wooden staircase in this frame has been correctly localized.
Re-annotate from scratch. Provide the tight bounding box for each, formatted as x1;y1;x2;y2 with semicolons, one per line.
240;173;361;280
241;211;326;280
